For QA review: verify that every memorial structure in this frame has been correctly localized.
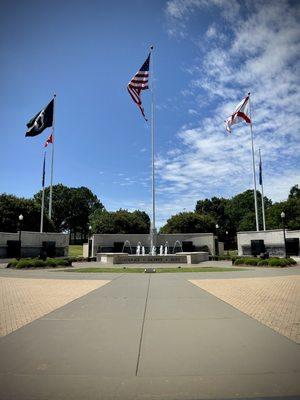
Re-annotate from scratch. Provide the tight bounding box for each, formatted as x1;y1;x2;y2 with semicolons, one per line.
237;229;300;257
0;231;69;258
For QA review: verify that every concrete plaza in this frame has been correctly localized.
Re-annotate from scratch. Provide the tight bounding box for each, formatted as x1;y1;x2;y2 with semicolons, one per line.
0;265;299;399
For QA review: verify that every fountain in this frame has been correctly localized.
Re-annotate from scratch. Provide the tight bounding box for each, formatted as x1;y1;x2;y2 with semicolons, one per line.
96;236;209;264
172;240;183;254
122;240;132;254
164;241;169;255
136;241;142;255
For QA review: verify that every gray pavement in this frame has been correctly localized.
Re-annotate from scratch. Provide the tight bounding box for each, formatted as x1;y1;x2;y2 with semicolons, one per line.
0;268;300;399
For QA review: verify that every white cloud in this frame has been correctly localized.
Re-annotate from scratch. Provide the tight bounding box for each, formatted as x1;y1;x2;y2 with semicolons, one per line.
156;0;300;226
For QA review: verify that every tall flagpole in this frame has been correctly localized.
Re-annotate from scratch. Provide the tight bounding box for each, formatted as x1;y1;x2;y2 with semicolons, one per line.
40;151;46;233
259;148;266;231
48;93;56;220
248;93;259;231
150;45;156;254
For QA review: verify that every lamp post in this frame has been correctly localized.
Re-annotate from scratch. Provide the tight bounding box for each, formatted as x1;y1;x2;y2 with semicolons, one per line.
281;212;287;259
215;223;219;256
88;225;92;260
18;214;23;259
225;230;229;255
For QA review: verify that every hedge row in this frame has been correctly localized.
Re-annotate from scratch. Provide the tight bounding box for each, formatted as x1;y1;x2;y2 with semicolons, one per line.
233;257;297;267
7;258;72;269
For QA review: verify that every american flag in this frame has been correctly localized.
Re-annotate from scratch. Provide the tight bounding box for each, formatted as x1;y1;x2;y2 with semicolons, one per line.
127;53;150;120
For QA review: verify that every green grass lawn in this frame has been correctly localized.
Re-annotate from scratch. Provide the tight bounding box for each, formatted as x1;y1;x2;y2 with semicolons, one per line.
68;245;83;257
67;267;245;273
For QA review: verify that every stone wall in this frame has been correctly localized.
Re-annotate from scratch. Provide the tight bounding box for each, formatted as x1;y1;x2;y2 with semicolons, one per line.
0;231;69;258
91;233;217;257
237;229;300;256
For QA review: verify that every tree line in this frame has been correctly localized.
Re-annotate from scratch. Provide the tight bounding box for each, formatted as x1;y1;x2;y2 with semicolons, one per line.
0;184;150;239
161;185;300;245
0;184;299;245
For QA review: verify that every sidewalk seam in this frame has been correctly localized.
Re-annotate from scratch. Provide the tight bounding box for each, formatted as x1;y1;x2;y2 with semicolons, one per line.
135;274;151;376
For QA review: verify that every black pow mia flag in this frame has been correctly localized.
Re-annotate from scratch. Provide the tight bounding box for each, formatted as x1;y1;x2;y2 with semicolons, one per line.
25;99;54;137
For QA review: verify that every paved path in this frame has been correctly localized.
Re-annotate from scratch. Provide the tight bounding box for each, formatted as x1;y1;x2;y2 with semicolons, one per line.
0;268;299;399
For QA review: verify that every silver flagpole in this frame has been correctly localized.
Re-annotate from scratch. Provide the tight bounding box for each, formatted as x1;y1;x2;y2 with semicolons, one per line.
248;93;259;231
259;148;266;231
150;45;156;254
40;151;46;233
48;93;56;220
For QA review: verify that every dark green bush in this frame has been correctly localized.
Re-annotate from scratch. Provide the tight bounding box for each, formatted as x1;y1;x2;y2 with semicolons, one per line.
268;258;287;267
16;259;34;269
244;258;259;265
233;258;245;265
31;259;46;268
45;258;60;267
286;258;297;265
7;259;18;268
257;260;268;266
56;259;70;267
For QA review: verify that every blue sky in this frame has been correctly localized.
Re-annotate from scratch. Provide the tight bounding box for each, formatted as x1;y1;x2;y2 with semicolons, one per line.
1;0;299;227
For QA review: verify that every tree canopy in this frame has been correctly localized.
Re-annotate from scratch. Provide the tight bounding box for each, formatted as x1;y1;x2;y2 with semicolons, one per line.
90;209;150;234
160;186;300;241
34;184;104;238
160;212;215;234
0;194;54;233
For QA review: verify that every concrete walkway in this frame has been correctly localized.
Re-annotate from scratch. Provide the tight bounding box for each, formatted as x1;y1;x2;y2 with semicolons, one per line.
0;268;299;399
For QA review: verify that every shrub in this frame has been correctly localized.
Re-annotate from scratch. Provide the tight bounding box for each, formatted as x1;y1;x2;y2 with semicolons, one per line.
56;259;70;267
257;260;268;266
233;258;245;265
244;258;259;266
268;258;287;267
16;259;34;269
45;258;59;267
284;258;297;265
7;259;18;268
31;259;46;268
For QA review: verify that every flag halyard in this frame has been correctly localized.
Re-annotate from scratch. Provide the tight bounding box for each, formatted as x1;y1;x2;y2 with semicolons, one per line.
127;54;150;120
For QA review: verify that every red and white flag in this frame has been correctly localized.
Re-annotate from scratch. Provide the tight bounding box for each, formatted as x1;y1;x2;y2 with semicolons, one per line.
127;53;150;120
44;133;53;147
225;94;251;133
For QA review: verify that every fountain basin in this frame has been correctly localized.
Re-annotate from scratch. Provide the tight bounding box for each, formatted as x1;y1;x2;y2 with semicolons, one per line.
96;252;209;264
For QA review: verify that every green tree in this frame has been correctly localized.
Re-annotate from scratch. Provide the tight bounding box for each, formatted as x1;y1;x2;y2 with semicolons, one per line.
34;184;104;238
160;212;215;234
225;190;272;232
90;209;150;234
0;194;54;232
266;198;300;230
195;196;233;240
288;184;300;199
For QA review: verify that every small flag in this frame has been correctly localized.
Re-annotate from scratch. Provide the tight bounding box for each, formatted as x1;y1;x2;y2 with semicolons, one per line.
259;151;263;186
26;99;54;137
225;94;251;133
127;53;150;120
44;134;53;147
42;152;46;188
